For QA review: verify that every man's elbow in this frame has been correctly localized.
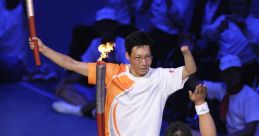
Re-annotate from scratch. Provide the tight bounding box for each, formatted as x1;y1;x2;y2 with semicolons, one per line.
187;65;197;74
192;67;197;74
184;67;196;78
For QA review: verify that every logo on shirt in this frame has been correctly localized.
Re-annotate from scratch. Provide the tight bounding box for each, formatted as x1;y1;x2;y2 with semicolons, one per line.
169;69;174;73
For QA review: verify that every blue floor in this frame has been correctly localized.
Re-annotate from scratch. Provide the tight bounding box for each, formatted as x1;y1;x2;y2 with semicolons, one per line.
0;81;97;136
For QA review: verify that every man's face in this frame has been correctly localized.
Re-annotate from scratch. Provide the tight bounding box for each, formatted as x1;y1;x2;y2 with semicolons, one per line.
95;20;117;39
127;45;152;77
221;67;243;94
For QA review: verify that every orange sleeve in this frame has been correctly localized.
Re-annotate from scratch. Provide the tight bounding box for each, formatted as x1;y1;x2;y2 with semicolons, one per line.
88;63;97;84
105;63;127;84
88;63;127;85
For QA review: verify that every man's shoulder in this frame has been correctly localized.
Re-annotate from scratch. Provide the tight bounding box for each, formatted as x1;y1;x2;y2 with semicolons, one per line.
241;85;259;98
107;63;128;72
149;66;183;75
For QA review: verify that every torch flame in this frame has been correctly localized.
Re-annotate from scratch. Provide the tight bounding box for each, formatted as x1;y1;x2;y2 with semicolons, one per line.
98;42;115;61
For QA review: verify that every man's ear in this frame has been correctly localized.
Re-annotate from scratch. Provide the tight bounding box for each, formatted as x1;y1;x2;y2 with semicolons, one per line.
126;52;130;60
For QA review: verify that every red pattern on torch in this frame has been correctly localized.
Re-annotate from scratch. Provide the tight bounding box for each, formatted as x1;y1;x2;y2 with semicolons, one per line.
25;0;41;66
96;61;106;136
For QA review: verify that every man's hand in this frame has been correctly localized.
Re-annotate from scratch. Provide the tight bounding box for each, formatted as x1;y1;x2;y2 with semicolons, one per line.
180;45;190;54
189;84;207;105
178;33;194;52
29;37;45;52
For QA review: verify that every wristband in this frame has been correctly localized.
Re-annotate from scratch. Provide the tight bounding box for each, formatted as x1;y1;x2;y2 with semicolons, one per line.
195;102;210;115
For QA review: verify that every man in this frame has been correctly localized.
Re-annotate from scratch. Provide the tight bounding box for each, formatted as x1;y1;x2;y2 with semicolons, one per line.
29;31;196;136
166;84;216;136
204;55;259;136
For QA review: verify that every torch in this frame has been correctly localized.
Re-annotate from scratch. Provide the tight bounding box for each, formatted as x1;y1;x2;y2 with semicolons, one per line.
96;61;106;136
96;42;114;136
25;0;41;66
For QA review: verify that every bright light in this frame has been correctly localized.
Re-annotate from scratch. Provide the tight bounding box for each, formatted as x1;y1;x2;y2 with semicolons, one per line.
98;42;115;61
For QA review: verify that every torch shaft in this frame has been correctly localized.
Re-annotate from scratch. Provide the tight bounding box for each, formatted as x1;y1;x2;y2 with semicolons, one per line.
25;0;41;66
96;62;106;136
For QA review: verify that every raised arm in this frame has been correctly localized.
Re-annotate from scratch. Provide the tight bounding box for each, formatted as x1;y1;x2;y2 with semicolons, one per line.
181;45;197;79
189;84;216;136
29;37;89;76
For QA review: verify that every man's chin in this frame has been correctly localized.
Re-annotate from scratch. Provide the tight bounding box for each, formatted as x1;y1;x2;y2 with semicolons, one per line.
139;70;148;76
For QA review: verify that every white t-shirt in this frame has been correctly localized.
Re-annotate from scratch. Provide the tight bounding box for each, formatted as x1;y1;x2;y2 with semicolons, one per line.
106;0;151;32
150;0;194;35
106;0;147;24
202;15;259;64
88;63;188;136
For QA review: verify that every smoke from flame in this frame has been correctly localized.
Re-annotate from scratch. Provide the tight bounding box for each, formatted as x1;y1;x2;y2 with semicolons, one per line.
98;42;115;61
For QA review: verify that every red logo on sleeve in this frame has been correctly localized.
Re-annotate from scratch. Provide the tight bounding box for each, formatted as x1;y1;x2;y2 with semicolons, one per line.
169;69;174;73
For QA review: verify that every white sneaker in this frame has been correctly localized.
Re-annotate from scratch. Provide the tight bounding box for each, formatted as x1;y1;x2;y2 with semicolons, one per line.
52;101;83;116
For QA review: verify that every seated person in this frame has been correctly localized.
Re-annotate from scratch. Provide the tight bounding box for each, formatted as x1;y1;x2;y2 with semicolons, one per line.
52;7;128;117
203;55;259;135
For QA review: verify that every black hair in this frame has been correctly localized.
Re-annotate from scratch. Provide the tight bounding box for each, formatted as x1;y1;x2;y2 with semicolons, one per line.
5;0;21;10
165;122;192;136
228;0;252;8
125;31;154;56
